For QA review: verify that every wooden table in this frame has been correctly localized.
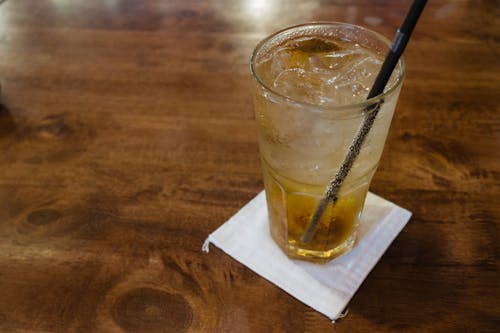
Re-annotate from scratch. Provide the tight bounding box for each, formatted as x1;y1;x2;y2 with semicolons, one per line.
0;0;498;332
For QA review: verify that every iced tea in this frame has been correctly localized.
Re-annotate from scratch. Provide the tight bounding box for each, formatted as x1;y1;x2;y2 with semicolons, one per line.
251;23;404;262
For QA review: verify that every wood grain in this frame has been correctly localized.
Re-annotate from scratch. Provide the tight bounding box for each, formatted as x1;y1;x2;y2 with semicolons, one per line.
0;0;498;332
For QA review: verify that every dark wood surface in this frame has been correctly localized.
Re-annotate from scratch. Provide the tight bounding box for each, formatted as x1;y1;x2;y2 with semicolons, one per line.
0;0;498;332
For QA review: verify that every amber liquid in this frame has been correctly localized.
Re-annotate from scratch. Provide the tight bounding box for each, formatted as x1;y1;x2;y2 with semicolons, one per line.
262;158;371;263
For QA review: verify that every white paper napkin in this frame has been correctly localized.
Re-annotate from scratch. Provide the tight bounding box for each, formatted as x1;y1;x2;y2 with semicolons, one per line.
202;190;412;322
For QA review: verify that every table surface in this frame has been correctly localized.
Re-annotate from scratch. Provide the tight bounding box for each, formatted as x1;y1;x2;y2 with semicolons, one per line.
0;0;498;332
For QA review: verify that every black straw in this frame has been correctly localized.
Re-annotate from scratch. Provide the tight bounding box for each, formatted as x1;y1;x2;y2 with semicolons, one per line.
302;0;427;243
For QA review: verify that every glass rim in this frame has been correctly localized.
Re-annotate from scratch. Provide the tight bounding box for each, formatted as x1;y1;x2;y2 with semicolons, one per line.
250;22;406;113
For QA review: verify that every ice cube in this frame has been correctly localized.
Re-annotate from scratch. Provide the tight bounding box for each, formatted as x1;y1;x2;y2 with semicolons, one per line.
309;49;366;72
288;37;341;53
273;68;330;105
334;57;382;88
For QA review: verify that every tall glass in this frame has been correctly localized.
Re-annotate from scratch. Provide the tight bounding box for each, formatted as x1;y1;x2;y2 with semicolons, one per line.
250;23;405;263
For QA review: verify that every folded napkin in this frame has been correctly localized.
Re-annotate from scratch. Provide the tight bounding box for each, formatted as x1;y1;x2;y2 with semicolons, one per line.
202;190;411;322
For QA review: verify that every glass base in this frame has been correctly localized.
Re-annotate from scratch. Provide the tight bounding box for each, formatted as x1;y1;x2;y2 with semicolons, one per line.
275;232;357;264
